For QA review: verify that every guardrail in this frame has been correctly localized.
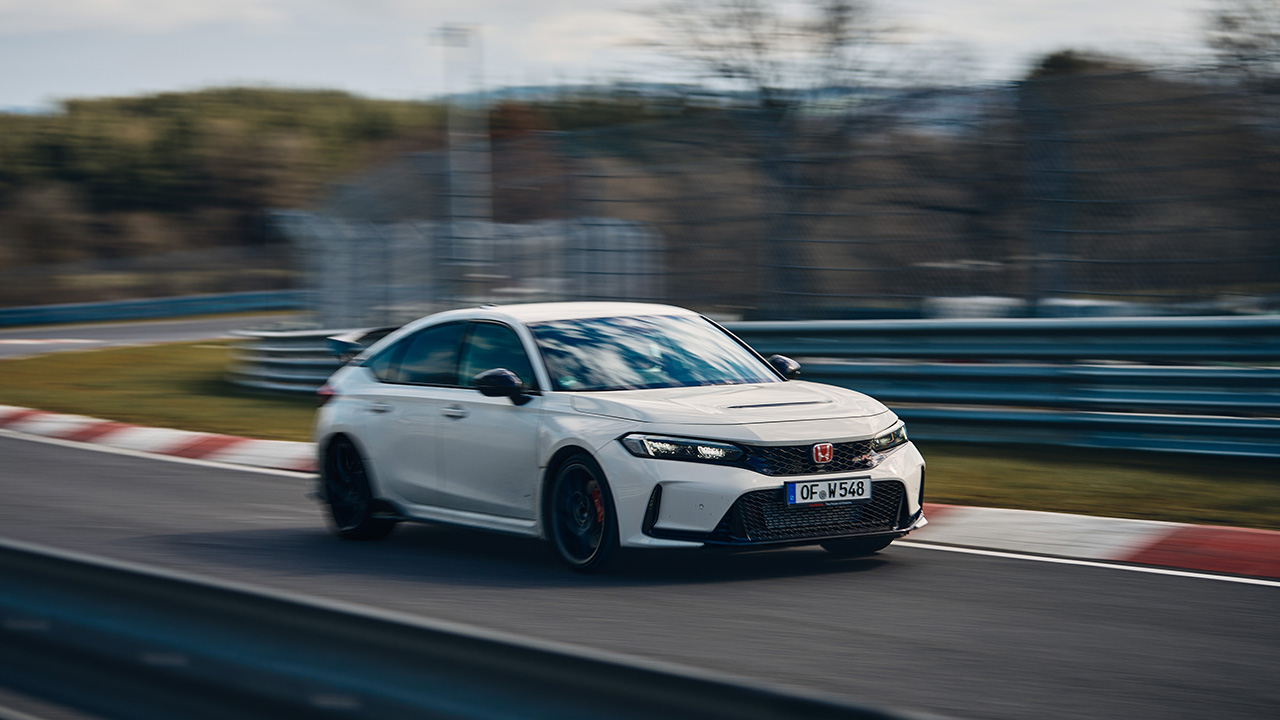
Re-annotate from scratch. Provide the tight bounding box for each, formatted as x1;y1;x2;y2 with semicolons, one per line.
0;290;304;327
228;316;1280;458
0;538;917;720
726;315;1280;363
229;327;338;393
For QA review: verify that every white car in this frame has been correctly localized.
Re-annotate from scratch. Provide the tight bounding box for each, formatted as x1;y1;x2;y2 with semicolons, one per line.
314;302;926;572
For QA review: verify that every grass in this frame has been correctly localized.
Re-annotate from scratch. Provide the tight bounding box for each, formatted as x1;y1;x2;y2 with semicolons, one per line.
1;342;1278;530
0;341;315;442
924;443;1280;531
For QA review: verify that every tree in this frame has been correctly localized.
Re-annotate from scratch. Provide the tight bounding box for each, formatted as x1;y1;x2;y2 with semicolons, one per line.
638;1;896;317
641;0;886;106
1207;0;1280;84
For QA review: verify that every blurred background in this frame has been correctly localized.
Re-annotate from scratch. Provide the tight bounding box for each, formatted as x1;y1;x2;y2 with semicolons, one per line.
1;0;1278;324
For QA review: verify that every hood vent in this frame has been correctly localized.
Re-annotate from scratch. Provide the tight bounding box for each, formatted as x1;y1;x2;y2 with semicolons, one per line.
726;400;832;410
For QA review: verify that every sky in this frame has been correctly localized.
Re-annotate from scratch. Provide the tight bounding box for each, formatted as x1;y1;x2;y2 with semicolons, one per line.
0;0;1211;110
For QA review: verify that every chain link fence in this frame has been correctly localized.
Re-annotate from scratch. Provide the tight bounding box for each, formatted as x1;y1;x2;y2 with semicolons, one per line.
280;69;1280;325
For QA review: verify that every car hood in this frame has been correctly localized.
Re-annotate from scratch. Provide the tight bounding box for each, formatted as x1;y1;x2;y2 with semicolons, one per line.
567;381;889;426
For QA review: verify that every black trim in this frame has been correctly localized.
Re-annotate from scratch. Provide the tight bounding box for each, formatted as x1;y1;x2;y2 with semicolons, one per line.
641;485;663;535
645;480;917;546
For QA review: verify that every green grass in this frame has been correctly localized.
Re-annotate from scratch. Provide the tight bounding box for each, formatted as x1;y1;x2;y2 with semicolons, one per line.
0;341;314;441
924;443;1280;530
1;342;1278;530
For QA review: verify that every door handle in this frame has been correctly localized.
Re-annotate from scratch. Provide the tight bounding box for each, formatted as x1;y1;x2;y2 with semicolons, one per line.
442;405;469;420
368;402;392;414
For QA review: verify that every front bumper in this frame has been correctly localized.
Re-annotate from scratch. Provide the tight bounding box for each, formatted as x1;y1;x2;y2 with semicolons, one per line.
601;440;926;549
645;479;923;546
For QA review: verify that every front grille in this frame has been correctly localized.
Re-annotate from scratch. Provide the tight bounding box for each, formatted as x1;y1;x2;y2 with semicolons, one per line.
712;481;906;543
741;440;881;476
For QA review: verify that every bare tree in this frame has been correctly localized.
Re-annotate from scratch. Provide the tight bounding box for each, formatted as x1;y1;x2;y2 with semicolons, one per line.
1207;0;1280;84
640;0;888;106
636;1;901;316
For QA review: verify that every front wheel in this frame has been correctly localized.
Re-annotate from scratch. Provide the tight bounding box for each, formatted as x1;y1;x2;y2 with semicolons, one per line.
323;438;396;540
548;454;618;573
821;536;893;558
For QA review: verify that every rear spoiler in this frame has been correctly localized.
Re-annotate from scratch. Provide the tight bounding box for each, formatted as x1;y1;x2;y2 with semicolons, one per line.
326;326;400;363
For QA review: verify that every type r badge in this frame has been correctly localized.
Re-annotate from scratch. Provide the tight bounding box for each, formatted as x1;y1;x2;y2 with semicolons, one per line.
812;443;834;464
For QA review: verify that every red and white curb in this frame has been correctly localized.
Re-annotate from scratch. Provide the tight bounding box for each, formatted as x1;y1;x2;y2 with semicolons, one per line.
0;404;315;473
2;404;1277;580
915;503;1280;580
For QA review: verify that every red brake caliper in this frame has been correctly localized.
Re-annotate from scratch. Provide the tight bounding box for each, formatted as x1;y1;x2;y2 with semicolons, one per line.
590;486;604;523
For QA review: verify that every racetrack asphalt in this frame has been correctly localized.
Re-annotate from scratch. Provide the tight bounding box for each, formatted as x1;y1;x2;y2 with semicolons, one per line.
0;433;1275;720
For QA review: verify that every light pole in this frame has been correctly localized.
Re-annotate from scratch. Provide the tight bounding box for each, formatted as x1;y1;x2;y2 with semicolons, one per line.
436;24;493;305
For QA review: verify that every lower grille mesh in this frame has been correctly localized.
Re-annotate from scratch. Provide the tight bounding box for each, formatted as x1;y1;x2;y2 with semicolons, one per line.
715;481;906;543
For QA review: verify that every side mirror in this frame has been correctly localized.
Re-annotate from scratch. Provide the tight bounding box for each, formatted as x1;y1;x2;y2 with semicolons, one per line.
767;354;801;380
474;368;533;405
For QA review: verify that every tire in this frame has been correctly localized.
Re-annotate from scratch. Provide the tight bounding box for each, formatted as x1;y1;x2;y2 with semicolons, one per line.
820;536;893;558
548;453;618;573
322;438;396;540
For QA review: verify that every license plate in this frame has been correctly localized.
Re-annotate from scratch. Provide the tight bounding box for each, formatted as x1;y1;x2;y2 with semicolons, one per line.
785;477;871;506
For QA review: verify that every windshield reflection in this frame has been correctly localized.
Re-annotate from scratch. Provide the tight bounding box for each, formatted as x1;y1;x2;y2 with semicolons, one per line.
528;315;779;392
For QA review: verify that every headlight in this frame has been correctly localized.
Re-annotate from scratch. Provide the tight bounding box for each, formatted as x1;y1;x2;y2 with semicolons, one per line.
870;425;908;452
620;434;744;464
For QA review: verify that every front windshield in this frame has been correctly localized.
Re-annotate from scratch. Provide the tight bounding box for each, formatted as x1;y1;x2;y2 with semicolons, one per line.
528;314;779;392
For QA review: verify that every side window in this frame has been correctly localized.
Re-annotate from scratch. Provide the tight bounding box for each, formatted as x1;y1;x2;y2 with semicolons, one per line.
397;322;466;386
364;342;405;382
459;322;538;390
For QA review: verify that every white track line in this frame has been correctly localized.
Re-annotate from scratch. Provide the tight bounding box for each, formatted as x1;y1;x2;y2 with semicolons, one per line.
896;540;1280;588
0;428;313;480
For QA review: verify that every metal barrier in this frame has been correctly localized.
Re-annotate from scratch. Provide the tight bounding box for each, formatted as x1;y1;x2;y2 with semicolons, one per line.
726;315;1280;362
0;290;304;327
228;316;1280;457
801;362;1280;416
229;327;337;394
0;538;918;720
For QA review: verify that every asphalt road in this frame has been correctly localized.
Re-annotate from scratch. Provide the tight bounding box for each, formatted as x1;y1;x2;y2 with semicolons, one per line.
0;314;299;359
0;434;1275;720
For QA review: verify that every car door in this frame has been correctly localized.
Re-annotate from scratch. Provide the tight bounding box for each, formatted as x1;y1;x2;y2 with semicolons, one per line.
357;321;466;509
434;321;543;519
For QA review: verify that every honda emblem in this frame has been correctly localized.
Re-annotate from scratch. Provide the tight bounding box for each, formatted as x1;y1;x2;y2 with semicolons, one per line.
812;443;834;464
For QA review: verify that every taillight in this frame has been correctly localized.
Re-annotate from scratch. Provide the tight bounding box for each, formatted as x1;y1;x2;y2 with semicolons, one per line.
317;384;336;407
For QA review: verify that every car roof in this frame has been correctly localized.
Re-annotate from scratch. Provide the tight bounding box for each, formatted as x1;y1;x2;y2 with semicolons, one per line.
427;301;700;325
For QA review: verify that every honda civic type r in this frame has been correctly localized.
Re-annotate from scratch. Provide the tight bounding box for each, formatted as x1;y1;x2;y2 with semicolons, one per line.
314;302;927;572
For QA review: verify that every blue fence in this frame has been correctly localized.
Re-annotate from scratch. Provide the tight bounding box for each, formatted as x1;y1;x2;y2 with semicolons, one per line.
0;290;304;328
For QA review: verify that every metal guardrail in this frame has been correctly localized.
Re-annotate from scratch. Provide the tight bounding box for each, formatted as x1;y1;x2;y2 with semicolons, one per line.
897;407;1280;458
0;290;304;328
228;327;339;394
802;362;1280;416
0;538;920;720
726;315;1280;362
227;316;1280;458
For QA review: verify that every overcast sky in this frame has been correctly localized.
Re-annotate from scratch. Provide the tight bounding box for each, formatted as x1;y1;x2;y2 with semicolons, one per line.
0;0;1210;109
